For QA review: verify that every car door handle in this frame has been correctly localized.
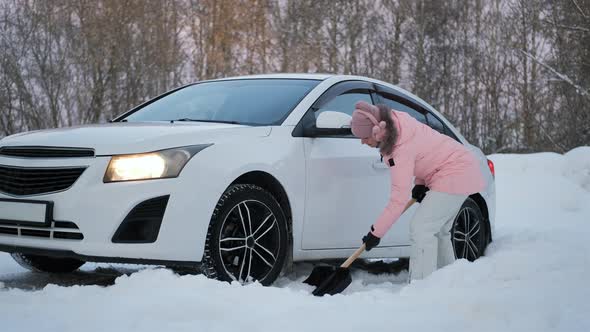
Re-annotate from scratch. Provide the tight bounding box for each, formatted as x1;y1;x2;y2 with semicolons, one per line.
372;160;388;170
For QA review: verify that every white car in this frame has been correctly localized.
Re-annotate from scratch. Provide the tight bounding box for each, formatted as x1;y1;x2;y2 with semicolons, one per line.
0;74;495;285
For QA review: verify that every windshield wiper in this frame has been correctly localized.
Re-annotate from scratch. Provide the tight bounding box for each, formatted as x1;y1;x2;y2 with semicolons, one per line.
170;118;241;125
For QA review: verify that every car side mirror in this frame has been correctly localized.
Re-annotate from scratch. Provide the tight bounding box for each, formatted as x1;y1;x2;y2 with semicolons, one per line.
316;111;352;129
303;111;352;137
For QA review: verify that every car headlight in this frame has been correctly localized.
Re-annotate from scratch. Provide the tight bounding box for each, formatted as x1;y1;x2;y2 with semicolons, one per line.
103;144;212;183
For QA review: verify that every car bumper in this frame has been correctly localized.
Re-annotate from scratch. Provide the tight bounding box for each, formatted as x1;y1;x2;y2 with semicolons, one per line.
0;156;215;264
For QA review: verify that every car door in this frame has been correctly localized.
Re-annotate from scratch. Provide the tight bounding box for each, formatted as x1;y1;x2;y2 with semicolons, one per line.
296;81;409;250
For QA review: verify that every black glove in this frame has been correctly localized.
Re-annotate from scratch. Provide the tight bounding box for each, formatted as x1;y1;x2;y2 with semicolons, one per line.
411;185;430;203
362;226;381;251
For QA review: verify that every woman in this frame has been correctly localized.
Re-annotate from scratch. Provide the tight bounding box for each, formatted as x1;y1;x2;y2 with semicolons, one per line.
350;101;486;282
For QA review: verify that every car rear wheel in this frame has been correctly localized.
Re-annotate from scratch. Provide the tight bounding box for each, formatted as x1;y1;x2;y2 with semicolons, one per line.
451;198;489;261
201;184;288;286
11;253;85;273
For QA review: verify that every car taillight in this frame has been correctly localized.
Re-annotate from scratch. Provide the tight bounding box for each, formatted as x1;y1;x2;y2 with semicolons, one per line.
487;159;495;178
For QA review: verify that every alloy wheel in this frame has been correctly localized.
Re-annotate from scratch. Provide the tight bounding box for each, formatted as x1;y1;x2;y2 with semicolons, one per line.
452;206;483;261
218;199;280;283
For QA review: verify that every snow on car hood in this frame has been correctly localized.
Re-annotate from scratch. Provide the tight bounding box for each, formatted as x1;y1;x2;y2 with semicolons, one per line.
0;122;271;155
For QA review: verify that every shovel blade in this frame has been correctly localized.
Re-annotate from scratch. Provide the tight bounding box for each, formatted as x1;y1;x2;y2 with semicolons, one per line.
303;265;336;287
311;267;352;297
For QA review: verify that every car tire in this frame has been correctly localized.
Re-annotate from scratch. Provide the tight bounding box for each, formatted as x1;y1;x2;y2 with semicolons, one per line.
451;198;489;261
10;253;85;273
201;184;288;286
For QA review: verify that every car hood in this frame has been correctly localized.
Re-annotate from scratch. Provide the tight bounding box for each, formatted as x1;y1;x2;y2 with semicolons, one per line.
0;122;271;155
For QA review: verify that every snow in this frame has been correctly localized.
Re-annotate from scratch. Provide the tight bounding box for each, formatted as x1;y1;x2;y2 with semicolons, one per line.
1;147;589;332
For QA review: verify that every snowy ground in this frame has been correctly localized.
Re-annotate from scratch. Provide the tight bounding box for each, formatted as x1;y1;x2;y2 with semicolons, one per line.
1;147;589;332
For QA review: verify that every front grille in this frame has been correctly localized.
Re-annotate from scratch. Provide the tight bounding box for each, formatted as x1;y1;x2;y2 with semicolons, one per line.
0;165;86;196
0;221;84;240
21;229;50;238
0;227;17;235
0;146;95;158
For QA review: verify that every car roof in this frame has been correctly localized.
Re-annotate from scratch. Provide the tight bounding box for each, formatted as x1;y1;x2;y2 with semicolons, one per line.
208;73;333;81
198;73;437;117
201;74;420;104
211;73;467;144
128;73;468;144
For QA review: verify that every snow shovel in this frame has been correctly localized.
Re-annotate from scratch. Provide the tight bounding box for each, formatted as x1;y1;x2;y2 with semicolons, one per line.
304;198;416;296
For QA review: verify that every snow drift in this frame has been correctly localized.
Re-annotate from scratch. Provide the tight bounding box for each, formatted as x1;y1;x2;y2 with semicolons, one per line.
1;147;589;332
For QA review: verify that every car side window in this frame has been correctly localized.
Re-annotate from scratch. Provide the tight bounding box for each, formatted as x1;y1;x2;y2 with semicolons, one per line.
378;94;427;124
426;112;445;134
314;91;373;119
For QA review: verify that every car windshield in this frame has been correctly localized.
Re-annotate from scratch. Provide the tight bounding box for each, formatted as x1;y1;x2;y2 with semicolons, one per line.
119;79;321;125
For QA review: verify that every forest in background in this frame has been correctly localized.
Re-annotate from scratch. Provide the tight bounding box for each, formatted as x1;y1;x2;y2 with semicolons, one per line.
1;0;588;154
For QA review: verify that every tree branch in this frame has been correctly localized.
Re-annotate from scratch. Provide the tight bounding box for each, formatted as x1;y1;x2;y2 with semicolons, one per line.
571;0;588;19
542;19;590;33
519;50;590;98
537;120;567;153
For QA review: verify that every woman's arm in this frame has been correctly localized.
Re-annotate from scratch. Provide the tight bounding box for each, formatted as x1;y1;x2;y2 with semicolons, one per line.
371;147;416;238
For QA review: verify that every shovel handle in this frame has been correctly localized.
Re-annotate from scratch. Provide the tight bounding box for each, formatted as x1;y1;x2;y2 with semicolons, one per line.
341;244;366;268
340;198;417;269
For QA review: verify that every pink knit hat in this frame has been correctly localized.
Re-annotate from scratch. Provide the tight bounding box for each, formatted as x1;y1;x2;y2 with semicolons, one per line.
351;101;388;141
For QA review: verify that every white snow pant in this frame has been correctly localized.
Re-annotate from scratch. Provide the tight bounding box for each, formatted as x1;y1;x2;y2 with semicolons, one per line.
408;191;467;282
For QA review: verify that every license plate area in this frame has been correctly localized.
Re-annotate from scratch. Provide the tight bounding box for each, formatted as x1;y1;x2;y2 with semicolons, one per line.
0;198;53;227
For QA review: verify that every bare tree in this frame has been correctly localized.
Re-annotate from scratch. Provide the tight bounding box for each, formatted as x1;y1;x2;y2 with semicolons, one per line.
0;0;586;152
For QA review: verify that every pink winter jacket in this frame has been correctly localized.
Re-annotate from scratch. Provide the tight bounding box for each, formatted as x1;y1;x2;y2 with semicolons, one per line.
371;110;486;238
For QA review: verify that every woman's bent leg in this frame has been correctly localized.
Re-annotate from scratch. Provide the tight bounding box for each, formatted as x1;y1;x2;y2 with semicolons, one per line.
409;191;467;282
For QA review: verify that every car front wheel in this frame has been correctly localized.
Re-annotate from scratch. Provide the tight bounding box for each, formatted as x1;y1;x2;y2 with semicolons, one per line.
201;184;288;286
